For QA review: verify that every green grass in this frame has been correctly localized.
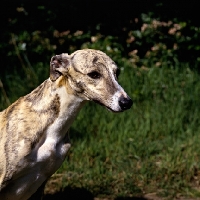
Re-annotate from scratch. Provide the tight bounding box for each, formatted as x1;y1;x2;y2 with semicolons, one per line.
1;56;200;199
48;61;200;199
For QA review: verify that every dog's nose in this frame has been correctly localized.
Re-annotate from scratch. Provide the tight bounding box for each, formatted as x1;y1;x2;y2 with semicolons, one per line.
118;96;133;110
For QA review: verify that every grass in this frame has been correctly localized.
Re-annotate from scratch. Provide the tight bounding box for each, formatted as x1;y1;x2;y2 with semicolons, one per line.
44;61;200;199
1;56;200;199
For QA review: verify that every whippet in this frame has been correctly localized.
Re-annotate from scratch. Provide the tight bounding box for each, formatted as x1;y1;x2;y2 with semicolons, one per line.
0;49;133;199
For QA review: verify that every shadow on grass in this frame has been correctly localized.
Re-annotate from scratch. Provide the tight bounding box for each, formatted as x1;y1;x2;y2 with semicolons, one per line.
44;186;147;200
44;187;93;200
115;198;147;200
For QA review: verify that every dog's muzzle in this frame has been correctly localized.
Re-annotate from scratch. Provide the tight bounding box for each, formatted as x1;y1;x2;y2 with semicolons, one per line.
118;95;133;111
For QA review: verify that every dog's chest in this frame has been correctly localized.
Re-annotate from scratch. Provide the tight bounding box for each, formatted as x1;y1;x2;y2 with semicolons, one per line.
35;131;71;169
35;104;79;167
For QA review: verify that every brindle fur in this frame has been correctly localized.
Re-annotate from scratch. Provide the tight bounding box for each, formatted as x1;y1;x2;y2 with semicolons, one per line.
0;49;132;199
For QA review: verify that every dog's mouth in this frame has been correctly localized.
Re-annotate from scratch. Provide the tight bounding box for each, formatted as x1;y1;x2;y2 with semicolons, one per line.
83;92;131;113
93;99;123;113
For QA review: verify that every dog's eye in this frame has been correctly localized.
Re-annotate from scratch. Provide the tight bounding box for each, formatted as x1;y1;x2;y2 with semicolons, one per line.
87;71;101;79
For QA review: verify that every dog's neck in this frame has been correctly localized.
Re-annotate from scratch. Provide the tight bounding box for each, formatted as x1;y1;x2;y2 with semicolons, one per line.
25;77;86;140
49;78;86;137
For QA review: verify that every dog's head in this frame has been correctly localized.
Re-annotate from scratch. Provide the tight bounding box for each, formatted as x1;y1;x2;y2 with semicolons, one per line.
50;49;133;112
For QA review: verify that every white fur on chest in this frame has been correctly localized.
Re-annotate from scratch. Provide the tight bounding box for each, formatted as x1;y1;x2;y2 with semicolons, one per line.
36;92;84;163
32;91;84;181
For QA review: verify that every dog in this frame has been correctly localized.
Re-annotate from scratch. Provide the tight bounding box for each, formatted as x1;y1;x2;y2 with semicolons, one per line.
0;49;133;199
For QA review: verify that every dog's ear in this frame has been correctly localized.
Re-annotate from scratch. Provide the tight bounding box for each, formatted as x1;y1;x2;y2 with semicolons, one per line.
50;54;70;81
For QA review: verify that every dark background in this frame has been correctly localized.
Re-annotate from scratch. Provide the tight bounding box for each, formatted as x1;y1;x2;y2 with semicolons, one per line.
1;0;199;62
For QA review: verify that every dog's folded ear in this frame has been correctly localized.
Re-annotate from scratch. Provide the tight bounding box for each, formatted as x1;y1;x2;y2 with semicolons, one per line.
50;54;70;81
